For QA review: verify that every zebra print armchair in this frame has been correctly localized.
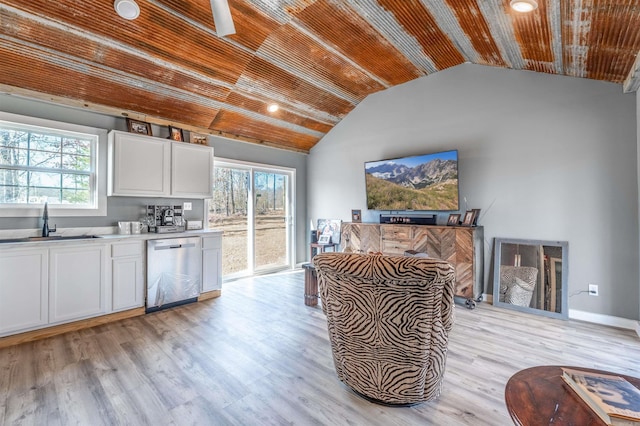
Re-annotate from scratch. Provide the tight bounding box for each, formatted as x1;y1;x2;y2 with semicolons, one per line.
313;252;456;405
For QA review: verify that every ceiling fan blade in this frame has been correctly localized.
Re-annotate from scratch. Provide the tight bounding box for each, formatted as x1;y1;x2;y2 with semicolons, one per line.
210;0;236;36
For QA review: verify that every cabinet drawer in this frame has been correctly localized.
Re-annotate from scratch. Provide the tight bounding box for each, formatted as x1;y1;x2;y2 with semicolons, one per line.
381;225;412;240
381;240;412;255
111;242;143;258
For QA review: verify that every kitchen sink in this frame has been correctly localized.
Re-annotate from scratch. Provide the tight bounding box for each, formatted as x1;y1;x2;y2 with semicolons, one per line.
0;235;103;244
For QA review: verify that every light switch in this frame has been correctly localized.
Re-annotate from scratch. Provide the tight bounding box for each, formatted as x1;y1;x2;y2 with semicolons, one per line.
183;202;192;211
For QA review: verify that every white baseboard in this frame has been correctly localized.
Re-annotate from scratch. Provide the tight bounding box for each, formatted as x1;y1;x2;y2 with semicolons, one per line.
481;294;638;335
569;309;639;331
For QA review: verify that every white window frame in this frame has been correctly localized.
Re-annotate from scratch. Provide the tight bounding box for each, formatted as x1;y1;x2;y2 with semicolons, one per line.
0;111;107;217
206;157;296;277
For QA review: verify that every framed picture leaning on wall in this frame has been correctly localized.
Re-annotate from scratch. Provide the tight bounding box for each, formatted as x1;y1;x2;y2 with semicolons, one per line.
317;234;331;244
461;210;476;226
126;118;152;136
189;132;209;145
472;208;481;226
317;219;342;244
168;126;184;142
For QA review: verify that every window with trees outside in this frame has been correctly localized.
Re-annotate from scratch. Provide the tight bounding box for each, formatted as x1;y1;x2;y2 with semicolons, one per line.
0;113;104;216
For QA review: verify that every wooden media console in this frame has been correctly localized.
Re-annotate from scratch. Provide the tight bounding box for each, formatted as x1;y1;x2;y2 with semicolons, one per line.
340;223;484;307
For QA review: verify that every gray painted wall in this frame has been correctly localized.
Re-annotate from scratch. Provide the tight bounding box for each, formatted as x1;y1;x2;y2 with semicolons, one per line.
308;63;639;320
0;94;308;264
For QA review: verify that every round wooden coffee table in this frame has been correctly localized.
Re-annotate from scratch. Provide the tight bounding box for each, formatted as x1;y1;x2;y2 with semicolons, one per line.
505;365;640;425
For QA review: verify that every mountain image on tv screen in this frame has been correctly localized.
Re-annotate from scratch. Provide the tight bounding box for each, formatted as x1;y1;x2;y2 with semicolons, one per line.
364;150;459;211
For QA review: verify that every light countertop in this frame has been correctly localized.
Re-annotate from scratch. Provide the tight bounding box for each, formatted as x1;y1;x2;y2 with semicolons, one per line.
0;227;223;248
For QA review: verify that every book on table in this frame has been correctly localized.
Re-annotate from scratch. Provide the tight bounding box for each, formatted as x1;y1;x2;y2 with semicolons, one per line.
561;367;640;425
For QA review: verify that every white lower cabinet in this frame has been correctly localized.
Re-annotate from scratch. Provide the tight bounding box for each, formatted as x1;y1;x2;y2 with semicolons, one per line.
49;244;108;324
111;241;145;311
0;232;220;339
202;235;222;292
0;248;49;336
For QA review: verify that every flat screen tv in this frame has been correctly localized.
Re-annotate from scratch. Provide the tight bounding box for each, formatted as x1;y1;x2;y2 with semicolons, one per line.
364;150;459;211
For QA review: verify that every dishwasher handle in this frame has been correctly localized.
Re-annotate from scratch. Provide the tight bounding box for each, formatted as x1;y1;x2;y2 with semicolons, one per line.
154;243;197;250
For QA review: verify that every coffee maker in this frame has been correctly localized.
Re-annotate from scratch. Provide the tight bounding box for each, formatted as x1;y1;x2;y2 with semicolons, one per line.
146;205;185;233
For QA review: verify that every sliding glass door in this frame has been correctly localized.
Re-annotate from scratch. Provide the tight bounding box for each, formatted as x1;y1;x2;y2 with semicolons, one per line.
209;165;250;277
253;170;290;272
208;159;294;279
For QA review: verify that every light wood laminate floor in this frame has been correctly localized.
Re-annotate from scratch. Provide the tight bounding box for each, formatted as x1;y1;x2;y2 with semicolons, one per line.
1;270;639;425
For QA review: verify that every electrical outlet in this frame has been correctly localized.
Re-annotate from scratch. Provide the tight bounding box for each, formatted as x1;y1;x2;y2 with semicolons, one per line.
588;284;599;296
183;202;192;211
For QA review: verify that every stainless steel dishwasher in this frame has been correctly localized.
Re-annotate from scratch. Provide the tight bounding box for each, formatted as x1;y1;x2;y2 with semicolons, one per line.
146;237;202;313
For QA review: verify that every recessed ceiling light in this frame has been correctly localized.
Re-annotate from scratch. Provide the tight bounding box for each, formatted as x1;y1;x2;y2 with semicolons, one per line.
114;0;140;20
510;0;538;12
267;103;279;113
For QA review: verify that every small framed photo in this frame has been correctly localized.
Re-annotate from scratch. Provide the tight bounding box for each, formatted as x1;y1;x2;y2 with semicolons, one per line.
351;209;362;223
190;132;209;145
447;213;461;226
318;234;331;244
168;126;184;142
472;208;481;226
126;118;152;136
461;210;476;227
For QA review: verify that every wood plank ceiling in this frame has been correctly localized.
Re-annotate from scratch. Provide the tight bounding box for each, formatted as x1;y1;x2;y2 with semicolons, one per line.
1;0;639;153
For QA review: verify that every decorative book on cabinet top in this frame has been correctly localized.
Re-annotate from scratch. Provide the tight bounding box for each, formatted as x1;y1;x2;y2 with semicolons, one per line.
340;223;484;306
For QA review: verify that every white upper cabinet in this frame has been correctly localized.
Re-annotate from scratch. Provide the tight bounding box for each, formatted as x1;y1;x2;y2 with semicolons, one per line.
108;130;213;198
108;131;171;196
172;142;214;198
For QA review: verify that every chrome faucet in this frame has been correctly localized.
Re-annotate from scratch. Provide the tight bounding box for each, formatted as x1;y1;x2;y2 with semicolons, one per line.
42;202;56;237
